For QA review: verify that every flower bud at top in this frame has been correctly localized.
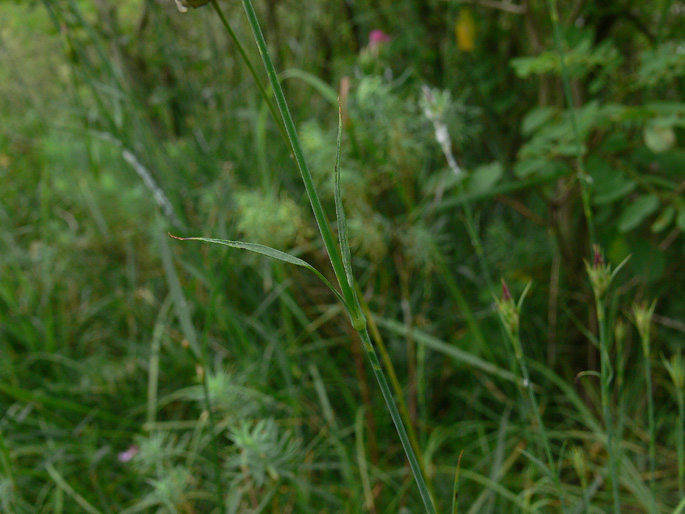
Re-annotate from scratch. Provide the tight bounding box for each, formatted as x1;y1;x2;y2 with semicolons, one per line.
368;29;391;50
633;299;656;354
495;278;519;347
501;277;512;301
664;351;685;391
585;245;611;299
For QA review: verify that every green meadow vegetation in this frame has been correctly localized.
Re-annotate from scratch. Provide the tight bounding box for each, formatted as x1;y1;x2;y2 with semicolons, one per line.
1;0;684;512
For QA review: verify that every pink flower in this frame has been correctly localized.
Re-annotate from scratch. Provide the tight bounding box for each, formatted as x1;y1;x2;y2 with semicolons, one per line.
368;29;391;49
118;444;140;463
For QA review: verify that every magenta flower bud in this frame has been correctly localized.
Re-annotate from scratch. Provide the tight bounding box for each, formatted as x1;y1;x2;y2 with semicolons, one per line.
368;29;391;49
501;278;512;302
593;245;604;268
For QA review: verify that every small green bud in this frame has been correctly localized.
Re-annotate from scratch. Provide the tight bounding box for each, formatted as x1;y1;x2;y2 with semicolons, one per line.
585;245;619;300
570;446;587;484
174;0;210;13
664;351;685;391
495;279;520;351
633;299;657;351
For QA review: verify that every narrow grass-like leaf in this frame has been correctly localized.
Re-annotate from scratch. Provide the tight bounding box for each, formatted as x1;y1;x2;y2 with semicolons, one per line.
169;234;347;308
452;449;464;514
46;463;105;514
146;295;173;429
377;317;520;384
356;407;375;513
333;104;354;294
674;496;685;514
0;429;16;494
310;364;356;486
459;469;538;512
159;229;201;359
333;102;365;332
280;68;338;106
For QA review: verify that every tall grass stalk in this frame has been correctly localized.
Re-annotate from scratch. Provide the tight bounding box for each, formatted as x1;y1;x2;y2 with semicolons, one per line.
633;300;657;512
203;1;437;511
586;247;627;514
358;290;437;501
495;280;566;511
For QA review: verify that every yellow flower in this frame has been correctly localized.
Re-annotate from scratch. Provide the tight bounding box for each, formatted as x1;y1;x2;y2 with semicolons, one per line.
455;8;476;52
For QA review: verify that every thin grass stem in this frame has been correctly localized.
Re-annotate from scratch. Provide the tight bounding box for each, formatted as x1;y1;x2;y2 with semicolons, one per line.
358;328;437;513
640;336;657;511
678;384;685;497
595;297;621;513
497;283;567;512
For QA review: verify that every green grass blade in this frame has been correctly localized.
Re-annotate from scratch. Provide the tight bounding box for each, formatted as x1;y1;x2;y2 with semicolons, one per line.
158;229;200;359
333;104;354;293
146;295;173;429
377;317;521;385
280;68;338;106
46;464;105;514
169;234;347;307
452;450;464;514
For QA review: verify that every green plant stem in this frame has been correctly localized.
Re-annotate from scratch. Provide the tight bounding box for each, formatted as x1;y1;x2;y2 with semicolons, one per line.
545;0;596;247
641;337;657;511
358;328;437;514
677;386;685;497
509;329;566;512
358;290;436;502
233;1;436;511
595;297;621;513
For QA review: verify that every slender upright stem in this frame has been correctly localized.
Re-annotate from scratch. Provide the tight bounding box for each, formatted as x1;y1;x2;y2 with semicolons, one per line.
642;343;657;511
677;388;685;497
596;298;621;513
358;328;437;514
505;315;566;512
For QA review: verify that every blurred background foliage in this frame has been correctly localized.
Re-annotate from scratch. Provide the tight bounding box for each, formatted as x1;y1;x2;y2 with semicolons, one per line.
1;0;684;512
